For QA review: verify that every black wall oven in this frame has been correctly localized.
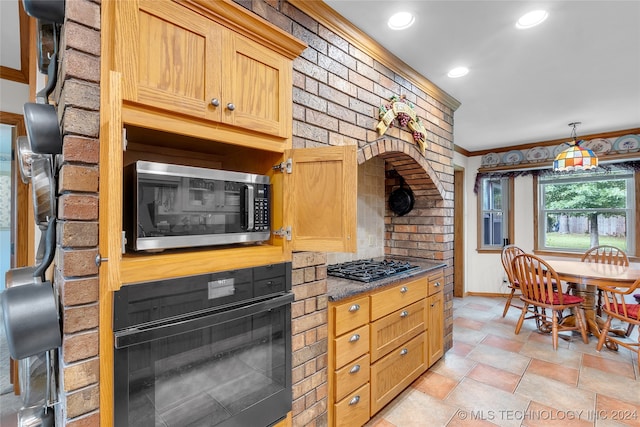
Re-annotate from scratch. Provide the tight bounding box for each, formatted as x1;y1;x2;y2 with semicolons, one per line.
113;263;292;427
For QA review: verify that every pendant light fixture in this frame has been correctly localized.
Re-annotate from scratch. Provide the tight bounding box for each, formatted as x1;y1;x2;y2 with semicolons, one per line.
553;122;598;172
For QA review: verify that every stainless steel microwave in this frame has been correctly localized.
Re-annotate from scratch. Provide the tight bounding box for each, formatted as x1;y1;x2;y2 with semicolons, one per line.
124;161;271;251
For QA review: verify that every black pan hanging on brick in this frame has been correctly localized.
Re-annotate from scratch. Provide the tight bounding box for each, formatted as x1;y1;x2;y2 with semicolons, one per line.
388;176;415;216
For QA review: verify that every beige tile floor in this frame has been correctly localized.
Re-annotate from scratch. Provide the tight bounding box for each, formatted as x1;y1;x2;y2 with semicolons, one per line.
366;295;639;427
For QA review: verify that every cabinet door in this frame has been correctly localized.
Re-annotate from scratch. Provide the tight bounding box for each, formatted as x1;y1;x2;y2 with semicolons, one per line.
370;333;426;415
115;0;221;121
287;146;357;253
427;291;444;366
222;31;291;138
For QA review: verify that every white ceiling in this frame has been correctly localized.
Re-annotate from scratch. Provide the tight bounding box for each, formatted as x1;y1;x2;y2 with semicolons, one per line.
324;0;640;152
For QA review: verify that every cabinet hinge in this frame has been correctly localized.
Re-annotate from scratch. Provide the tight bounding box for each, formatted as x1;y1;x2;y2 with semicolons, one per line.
273;226;292;241
272;158;292;174
122;128;128;151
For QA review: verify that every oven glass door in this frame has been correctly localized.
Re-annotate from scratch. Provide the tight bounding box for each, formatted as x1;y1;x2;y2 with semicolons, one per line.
114;294;292;427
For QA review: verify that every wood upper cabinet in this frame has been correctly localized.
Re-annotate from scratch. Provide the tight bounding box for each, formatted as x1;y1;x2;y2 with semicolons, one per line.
222;32;291;137
286;145;357;253
114;0;302;141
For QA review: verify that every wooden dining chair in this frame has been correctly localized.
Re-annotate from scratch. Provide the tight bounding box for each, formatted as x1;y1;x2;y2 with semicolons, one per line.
511;253;589;350
596;278;640;371
501;245;525;317
581;245;634;336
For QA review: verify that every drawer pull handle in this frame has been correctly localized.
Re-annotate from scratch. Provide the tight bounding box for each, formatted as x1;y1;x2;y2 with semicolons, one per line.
400;286;408;293
210;98;220;107
349;364;361;374
400;348;408;356
349;334;360;343
348;304;360;312
400;310;409;318
349;395;360;406
434;282;441;287
227;102;236;111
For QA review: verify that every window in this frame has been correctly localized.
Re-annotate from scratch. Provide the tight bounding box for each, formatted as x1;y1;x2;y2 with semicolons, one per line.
537;171;635;254
478;176;513;250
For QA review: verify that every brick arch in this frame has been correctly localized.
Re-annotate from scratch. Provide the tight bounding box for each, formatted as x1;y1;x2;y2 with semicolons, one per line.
357;140;445;201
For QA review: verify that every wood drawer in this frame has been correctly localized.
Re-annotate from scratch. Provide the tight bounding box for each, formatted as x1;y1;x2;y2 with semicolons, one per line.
334;353;370;402
370;332;426;415
370;300;425;361
334;324;369;369
333;296;370;337
334;383;370;427
370;277;427;321
428;270;444;296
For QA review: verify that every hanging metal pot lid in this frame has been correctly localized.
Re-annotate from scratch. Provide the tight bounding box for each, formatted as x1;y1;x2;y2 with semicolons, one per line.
389;177;415;216
17;136;34;184
30;155;56;227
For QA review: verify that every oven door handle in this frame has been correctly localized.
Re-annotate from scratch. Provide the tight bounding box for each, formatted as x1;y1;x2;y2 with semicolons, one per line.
114;292;294;349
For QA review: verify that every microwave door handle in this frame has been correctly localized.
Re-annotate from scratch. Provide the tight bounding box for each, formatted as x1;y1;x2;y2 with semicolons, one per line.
244;184;254;231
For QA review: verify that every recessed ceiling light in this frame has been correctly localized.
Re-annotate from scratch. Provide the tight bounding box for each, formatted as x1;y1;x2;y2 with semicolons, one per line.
516;10;548;29
388;12;415;30
447;67;469;78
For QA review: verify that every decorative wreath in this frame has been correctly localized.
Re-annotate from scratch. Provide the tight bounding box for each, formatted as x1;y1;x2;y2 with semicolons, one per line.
376;95;427;154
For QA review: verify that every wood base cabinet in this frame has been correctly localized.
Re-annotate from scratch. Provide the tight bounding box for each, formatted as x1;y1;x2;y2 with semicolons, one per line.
426;270;445;366
328;268;444;426
329;296;371;427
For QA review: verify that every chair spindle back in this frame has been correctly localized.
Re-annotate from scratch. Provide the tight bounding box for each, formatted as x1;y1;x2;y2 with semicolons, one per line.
511;253;564;306
581;245;629;266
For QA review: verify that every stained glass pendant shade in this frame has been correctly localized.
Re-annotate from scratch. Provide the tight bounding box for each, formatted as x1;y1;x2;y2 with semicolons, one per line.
553;122;598;172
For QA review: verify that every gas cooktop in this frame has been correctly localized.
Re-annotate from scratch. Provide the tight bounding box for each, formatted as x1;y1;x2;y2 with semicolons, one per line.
327;259;421;283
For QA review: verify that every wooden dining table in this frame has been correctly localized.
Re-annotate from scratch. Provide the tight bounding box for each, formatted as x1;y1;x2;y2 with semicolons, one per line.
545;259;640;340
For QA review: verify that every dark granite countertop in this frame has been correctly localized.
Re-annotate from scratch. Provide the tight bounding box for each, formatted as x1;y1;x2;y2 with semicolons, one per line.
327;257;446;302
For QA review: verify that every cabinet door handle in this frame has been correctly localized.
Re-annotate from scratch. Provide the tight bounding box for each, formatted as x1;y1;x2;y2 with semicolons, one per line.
400;310;409;318
434;282;441;287
349;364;360;374
349;395;360;406
227;103;236;111
348;304;360;312
430;303;435;308
349;334;360;343
210;98;220;107
400;286;408;293
400;348;408;356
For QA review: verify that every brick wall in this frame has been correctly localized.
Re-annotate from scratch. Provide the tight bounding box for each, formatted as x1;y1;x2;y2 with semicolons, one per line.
291;252;329;427
54;0;102;425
